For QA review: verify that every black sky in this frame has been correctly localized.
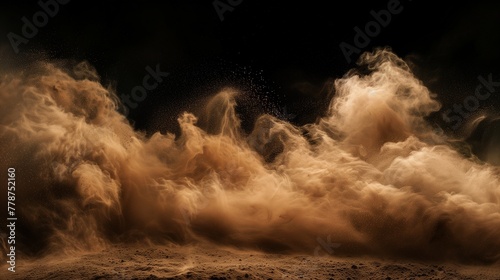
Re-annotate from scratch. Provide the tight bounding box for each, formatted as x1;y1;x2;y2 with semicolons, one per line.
1;0;499;135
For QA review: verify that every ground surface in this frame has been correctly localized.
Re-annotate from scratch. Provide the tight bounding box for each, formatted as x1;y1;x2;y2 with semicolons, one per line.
1;243;500;280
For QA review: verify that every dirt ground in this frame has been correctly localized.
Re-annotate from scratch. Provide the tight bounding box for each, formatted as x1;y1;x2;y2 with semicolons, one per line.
1;243;499;280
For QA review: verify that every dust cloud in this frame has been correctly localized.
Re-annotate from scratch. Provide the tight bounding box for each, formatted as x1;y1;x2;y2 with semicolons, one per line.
0;49;499;263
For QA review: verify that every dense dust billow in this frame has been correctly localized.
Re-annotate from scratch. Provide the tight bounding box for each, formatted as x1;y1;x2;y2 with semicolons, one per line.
0;50;499;263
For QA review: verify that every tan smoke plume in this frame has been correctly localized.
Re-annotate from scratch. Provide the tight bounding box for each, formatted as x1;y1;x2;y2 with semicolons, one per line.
0;49;499;263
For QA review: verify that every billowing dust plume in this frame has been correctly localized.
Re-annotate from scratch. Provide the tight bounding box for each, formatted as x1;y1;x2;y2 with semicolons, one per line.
0;50;499;263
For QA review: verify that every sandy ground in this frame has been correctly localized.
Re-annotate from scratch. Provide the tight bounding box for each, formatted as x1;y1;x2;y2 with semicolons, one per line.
1;243;500;280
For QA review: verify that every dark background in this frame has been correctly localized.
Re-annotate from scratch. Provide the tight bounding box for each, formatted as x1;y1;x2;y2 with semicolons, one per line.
1;0;499;136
